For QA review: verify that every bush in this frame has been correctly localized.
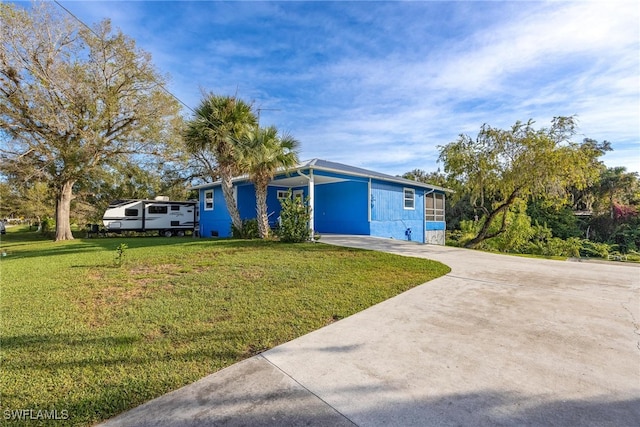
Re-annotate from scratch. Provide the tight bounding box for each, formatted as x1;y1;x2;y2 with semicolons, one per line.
528;236;582;258
231;219;260;239
447;219;480;247
580;240;614;258
609;221;640;253
278;191;312;243
39;216;55;237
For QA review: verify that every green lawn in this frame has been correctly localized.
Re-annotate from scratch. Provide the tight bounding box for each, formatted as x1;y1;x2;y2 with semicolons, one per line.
0;228;449;426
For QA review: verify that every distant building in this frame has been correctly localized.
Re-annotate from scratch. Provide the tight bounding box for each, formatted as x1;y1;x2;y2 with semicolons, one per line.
191;159;452;244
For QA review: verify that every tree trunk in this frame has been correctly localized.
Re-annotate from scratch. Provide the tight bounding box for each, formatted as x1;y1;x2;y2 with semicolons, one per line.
55;180;75;241
220;168;243;232
465;189;520;249
465;208;506;248
255;181;270;239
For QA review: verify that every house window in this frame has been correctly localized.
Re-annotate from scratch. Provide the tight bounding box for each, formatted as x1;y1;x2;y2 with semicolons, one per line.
204;190;214;211
124;208;138;217
277;190;289;200
404;188;415;210
148;205;168;214
426;193;445;221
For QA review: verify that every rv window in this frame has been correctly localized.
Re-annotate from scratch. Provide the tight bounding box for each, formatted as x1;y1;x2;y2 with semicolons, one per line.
149;205;168;214
125;209;138;217
171;205;180;211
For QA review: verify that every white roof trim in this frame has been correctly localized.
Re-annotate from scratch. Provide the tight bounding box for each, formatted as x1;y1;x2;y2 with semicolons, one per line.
189;158;453;193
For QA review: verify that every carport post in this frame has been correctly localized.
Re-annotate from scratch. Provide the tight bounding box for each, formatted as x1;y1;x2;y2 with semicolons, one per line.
309;170;315;241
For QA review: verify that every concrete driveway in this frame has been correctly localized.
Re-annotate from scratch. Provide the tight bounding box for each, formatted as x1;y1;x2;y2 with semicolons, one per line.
100;235;640;427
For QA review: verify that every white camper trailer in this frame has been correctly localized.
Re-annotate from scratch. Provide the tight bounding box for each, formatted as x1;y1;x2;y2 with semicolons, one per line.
102;197;198;237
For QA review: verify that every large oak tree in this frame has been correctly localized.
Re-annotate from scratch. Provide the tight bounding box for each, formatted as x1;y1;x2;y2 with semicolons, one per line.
0;2;181;240
439;117;606;248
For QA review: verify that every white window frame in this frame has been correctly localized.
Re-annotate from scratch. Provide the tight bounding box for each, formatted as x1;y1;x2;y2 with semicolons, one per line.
277;190;289;200
204;189;214;211
403;188;415;210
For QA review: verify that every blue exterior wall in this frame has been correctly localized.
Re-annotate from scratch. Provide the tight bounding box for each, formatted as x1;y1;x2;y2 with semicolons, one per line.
236;183;257;222
426;221;446;230
314;178;369;235
197;167;447;244
370;180;425;242
198;183;258;237
199;187;233;237
199;183;307;237
266;185;307;228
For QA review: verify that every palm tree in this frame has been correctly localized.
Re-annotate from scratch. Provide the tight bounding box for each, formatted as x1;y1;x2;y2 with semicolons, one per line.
239;126;300;238
184;94;257;232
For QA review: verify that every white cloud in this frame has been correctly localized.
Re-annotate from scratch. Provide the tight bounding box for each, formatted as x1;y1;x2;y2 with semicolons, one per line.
50;0;640;175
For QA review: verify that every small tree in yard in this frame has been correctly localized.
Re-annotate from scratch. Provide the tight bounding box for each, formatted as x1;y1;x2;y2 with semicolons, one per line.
278;190;312;243
238;126;300;239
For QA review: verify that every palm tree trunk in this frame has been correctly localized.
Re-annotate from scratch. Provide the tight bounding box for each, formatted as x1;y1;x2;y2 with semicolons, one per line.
255;181;270;239
55;180;75;241
220;167;243;232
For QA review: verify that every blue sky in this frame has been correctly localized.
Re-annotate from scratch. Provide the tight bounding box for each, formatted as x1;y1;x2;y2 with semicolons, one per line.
44;1;640;174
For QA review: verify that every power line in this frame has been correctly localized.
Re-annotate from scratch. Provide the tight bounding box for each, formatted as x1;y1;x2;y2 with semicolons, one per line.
53;1;280;129
52;0;196;115
256;108;281;125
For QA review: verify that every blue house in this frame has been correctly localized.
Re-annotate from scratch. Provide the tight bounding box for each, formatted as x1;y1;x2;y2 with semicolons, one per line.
192;159;451;244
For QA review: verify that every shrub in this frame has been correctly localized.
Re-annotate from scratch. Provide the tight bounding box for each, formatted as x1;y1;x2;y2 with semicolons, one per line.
609;221;640;253
40;216;55;235
278;191;312;243
114;243;128;267
580;240;614;258
449;219;480;247
528;236;582;258
231;219;260;239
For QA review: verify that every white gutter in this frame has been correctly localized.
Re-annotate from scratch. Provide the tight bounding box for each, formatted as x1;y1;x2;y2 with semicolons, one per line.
368;178;372;223
303;165;454;193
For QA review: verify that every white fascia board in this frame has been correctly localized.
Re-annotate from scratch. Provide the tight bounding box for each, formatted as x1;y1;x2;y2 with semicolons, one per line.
305;165;454;193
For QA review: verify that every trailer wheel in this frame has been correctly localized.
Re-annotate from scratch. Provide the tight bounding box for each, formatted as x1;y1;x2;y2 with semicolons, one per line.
162;230;173;237
176;230;185;237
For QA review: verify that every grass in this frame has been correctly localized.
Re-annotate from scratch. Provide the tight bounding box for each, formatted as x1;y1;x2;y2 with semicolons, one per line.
0;227;450;426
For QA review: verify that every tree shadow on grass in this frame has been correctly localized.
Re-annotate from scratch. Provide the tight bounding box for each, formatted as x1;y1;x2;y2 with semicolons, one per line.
2;329;251;426
6;325;639;427
0;236;349;263
1;328;248;369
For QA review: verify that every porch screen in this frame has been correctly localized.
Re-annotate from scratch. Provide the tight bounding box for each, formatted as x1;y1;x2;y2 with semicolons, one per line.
426;193;445;221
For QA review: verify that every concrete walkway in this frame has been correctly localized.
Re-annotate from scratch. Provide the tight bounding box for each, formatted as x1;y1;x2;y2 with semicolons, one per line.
99;235;640;426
